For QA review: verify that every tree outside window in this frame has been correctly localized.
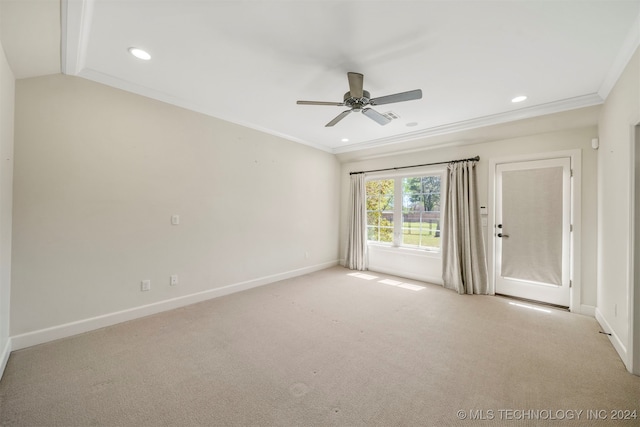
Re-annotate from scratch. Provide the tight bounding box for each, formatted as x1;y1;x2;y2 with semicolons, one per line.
366;179;394;243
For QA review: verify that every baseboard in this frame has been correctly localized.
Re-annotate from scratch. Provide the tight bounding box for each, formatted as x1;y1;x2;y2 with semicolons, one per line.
0;337;10;381
11;261;338;351
595;307;630;371
579;304;596;317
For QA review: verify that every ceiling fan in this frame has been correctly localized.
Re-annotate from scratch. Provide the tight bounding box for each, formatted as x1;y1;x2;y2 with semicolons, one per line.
297;72;422;127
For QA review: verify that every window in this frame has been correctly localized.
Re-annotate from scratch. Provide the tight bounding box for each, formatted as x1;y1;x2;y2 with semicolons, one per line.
366;179;394;243
366;172;443;251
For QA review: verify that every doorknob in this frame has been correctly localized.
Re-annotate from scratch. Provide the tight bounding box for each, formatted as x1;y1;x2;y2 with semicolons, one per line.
497;233;509;238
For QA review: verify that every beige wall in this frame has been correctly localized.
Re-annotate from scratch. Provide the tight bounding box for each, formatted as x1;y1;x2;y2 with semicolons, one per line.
11;74;340;336
0;35;14;376
339;122;599;309
597;46;640;371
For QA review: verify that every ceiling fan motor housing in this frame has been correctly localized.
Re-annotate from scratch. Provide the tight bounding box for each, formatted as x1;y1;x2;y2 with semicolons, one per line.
344;90;370;112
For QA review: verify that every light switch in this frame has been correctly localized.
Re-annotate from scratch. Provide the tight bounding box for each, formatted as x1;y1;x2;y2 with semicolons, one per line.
171;215;180;225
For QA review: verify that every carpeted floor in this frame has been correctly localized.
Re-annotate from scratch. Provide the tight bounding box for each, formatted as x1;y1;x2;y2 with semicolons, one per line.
1;266;639;426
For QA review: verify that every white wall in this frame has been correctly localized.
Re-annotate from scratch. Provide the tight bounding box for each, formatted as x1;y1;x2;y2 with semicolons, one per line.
597;47;639;372
0;32;14;378
339;123;598;311
10;74;340;344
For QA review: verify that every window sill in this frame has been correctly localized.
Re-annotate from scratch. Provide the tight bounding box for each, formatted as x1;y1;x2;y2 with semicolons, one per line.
367;243;441;259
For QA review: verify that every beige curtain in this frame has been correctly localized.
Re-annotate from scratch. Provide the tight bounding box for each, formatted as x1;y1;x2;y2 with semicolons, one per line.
346;173;367;270
442;160;488;294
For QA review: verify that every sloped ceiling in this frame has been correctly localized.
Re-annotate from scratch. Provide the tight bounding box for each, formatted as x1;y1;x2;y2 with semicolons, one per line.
2;1;639;154
0;0;60;78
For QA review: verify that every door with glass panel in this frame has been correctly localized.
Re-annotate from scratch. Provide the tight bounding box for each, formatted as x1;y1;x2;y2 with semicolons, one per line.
494;158;571;307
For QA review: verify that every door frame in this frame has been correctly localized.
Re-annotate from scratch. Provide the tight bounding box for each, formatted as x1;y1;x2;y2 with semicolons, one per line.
629;122;640;375
494;158;572;306
488;149;582;312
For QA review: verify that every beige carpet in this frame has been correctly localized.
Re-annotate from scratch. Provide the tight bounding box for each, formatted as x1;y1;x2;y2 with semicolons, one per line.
1;266;639;426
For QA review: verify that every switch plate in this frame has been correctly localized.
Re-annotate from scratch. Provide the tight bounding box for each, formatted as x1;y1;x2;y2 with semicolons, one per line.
141;280;151;292
170;274;178;286
171;215;180;225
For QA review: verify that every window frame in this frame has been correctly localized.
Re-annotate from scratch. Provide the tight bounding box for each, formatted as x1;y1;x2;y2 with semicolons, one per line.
365;166;446;253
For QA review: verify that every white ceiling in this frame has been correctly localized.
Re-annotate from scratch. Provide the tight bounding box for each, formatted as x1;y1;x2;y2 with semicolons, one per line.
2;1;640;154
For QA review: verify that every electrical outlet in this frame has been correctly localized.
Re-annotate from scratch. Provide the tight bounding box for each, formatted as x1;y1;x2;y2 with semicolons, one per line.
141;280;151;292
170;274;178;286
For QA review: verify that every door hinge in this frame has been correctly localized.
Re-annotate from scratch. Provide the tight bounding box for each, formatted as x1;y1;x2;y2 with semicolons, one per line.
570;169;574;177
570;280;573;288
570;224;573;232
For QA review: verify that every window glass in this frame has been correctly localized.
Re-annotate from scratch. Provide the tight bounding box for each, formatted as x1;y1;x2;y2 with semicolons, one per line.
366;179;394;243
402;176;441;249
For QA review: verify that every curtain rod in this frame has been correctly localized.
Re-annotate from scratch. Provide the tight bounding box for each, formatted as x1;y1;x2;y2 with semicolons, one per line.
349;156;480;175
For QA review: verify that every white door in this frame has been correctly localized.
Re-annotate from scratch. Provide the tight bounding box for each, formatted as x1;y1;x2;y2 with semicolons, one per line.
495;158;572;307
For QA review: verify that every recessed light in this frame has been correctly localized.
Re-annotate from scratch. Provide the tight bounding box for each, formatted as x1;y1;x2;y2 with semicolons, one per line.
341;138;349;142
511;95;527;103
128;47;151;60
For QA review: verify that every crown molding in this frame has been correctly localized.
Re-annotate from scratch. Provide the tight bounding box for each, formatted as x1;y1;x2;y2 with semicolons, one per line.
72;65;605;157
76;67;335;154
70;64;602;158
332;93;604;154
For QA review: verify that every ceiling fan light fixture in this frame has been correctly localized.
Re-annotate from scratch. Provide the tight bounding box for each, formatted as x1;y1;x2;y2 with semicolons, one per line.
128;47;151;60
511;95;527;103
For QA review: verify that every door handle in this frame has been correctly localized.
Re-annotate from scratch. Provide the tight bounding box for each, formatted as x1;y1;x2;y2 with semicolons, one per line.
497;233;509;238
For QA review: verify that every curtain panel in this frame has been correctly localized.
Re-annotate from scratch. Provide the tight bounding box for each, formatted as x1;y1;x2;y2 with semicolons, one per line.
346;173;367;270
442;160;489;294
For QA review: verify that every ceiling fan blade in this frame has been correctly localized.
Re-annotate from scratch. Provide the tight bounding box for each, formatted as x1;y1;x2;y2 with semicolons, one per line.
325;110;352;127
297;100;345;106
347;72;364;98
370;89;422;106
362;108;391;126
